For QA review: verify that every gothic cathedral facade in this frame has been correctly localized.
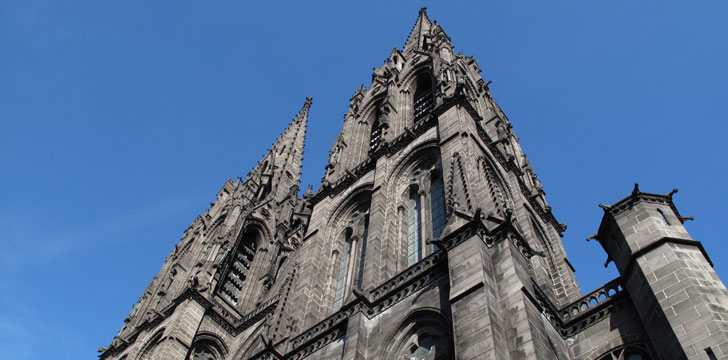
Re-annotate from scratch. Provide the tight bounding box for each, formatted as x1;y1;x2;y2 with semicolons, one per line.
101;9;728;360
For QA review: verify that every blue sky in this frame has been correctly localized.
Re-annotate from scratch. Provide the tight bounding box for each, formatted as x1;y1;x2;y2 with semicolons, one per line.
1;1;726;359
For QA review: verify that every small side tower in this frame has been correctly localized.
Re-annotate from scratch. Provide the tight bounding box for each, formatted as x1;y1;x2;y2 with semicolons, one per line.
593;184;728;359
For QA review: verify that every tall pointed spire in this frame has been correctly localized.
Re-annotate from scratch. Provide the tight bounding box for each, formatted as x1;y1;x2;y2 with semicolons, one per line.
403;7;433;54
273;97;311;192
244;97;311;201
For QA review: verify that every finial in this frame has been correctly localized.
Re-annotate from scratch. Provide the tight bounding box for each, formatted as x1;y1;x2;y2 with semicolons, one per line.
631;183;641;197
598;203;612;212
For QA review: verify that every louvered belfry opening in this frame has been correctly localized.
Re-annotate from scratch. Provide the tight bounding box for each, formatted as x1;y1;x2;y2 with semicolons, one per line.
413;74;434;123
370;117;384;151
221;228;258;306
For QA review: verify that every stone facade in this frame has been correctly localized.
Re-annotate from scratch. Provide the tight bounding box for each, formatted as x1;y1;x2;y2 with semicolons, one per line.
100;9;728;360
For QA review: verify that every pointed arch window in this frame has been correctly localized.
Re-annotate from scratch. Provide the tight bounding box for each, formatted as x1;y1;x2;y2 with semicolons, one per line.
332;231;351;311
220;228;259;306
333;210;369;311
430;175;446;239
413;73;434;123
406;167;446;267
370;117;384;151
384;311;454;360
407;188;423;266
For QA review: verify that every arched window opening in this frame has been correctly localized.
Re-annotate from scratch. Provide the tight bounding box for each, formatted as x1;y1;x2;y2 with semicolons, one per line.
413;74;434;123
404;158;445;267
333;229;352;311
384;311;454;360
407;187;423;267
370;115;385;151
220;228;259;306
430;174;446;239
333;203;370;311
357;217;369;290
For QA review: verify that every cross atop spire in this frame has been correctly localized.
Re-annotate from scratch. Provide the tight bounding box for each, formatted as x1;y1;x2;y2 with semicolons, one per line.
403;7;433;54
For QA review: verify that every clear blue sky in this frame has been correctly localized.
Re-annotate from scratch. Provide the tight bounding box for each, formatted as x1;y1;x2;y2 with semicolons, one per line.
1;1;726;359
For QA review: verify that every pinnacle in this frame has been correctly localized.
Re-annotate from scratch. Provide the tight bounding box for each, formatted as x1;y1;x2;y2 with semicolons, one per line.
296;97;313;122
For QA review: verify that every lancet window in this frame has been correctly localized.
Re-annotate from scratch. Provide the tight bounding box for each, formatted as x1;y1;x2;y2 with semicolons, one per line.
413;73;435;123
370;117;384;151
332;201;370;311
219;228;260;306
404;158;446;267
430;175;446;238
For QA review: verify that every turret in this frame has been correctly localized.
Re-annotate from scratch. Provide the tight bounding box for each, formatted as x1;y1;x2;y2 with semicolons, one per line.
592;184;728;360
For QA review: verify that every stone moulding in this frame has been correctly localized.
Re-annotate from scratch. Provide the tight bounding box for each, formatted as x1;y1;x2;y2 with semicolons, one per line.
601;184;685;221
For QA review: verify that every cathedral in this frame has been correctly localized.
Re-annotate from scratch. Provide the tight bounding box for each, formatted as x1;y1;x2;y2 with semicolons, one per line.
100;9;728;360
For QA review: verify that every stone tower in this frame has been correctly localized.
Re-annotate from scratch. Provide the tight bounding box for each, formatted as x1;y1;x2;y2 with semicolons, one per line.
100;9;728;360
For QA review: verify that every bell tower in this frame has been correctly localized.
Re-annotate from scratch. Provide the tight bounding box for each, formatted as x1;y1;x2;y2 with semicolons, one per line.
100;99;312;360
288;8;581;359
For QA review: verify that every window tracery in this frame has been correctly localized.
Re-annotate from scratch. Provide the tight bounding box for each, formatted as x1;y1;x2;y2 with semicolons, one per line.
403;157;445;267
596;344;652;360
383;311;453;360
186;338;224;360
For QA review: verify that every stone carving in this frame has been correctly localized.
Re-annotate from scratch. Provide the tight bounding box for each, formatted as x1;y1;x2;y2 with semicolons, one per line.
494;119;515;162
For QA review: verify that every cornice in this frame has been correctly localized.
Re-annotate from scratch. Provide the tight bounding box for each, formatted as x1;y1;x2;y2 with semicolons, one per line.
599;184;686;223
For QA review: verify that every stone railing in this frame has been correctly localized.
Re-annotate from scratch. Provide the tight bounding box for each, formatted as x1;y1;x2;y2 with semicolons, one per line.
561;278;622;322
529;278;625;338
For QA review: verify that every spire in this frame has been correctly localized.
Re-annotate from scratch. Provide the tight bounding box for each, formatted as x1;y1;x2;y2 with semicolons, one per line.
245;98;311;201
403;7;433;54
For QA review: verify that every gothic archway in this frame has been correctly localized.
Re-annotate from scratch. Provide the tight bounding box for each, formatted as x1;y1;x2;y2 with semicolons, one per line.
381;309;454;360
